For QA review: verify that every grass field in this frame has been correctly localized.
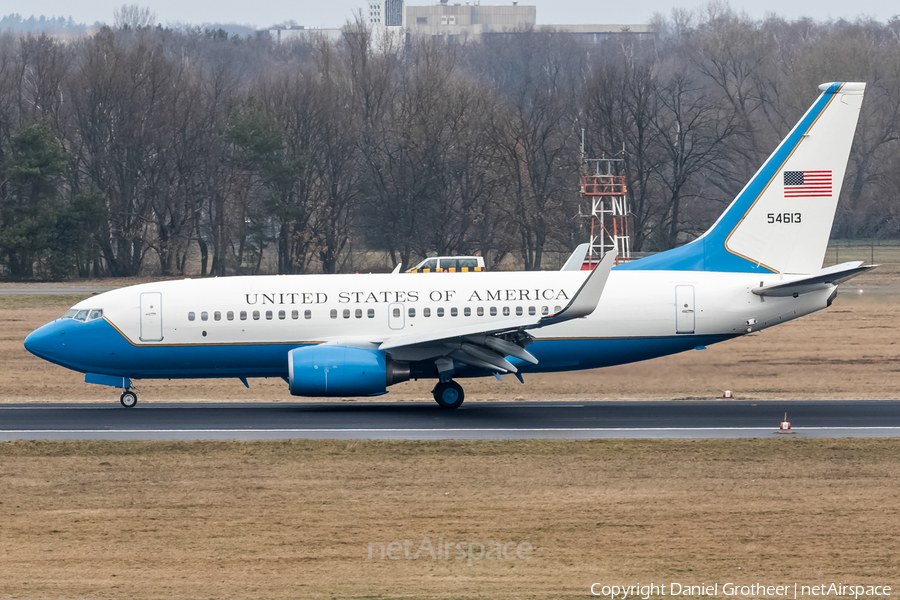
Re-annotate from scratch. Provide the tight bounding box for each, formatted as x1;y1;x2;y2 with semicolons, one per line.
2;267;898;403
1;438;897;599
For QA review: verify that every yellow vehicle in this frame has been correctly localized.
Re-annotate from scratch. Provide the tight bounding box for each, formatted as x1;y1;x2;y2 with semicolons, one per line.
406;256;485;273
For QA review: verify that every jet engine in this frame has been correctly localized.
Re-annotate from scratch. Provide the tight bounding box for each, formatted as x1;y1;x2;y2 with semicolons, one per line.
287;345;409;397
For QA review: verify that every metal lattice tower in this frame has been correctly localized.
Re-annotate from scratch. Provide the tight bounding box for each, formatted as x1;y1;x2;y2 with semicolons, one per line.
580;156;632;268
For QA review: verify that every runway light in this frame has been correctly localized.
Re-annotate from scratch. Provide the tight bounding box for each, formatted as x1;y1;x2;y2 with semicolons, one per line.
722;390;734;399
858;288;864;294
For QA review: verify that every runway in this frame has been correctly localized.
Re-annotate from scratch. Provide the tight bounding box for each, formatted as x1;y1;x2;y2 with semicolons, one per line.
0;400;897;440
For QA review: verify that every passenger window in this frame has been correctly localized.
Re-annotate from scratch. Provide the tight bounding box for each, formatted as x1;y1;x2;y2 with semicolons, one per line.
214;311;221;321
330;309;337;319
356;309;362;319
464;307;471;316
437;307;444;317
516;306;523;316
253;311;260;320
240;311;247;321
291;310;298;319
393;307;401;318
305;310;312;319
541;306;549;316
554;305;562;313
367;309;375;318
423;308;431;317
88;309;103;321
459;258;477;269
477;307;484;316
201;311;208;321
528;306;536;316
490;307;497;316
227;311;234;321
440;259;458;270
343;309;350;319
503;307;510;316
188;312;195;321
266;310;273;320
408;308;416;317
450;307;458;317
278;310;286;320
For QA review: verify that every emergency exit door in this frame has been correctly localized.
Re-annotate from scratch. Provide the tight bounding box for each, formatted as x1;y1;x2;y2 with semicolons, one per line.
388;302;405;330
140;292;163;341
675;285;695;334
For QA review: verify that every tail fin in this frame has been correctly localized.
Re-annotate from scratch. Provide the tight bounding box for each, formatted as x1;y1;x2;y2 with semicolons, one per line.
621;82;865;275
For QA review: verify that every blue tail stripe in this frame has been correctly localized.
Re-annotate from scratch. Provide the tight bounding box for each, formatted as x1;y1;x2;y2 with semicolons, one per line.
618;85;840;273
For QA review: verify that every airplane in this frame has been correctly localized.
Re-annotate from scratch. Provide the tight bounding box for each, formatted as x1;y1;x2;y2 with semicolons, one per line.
25;81;875;409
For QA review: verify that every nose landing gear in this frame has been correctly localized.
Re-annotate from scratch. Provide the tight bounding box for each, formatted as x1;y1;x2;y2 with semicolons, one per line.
432;380;465;409
120;389;138;408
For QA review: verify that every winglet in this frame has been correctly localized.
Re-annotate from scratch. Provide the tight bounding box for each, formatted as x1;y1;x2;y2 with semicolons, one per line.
561;243;590;271
538;252;615;326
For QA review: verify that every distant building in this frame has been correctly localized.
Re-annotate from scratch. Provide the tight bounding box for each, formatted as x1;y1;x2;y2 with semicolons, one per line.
369;0;405;27
268;25;343;43
406;3;534;39
405;2;654;43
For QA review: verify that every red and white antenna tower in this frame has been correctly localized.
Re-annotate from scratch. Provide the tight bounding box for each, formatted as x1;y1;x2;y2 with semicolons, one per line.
580;136;632;269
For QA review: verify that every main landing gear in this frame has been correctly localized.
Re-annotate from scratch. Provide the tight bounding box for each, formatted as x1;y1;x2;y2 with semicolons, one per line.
433;380;465;409
120;389;138;408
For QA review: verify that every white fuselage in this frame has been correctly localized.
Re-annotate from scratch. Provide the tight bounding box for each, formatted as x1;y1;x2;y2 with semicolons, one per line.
76;268;831;356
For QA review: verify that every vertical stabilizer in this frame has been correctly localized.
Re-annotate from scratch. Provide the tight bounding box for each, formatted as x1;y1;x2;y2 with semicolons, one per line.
621;82;865;275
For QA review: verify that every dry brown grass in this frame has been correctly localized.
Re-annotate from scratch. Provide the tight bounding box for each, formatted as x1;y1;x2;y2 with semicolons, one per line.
2;270;898;402
1;439;898;599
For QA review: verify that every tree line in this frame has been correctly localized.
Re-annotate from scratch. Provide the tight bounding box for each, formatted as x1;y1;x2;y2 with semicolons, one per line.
1;7;900;280
0;14;94;36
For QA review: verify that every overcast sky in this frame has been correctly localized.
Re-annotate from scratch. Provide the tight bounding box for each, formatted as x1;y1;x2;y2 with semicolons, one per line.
3;0;896;29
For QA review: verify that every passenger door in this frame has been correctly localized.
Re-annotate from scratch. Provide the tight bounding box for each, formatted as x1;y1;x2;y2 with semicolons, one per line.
140;292;163;341
675;286;695;334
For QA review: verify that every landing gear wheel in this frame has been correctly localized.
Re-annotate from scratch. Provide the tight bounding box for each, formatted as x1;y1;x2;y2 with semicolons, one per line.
120;390;138;408
433;380;465;409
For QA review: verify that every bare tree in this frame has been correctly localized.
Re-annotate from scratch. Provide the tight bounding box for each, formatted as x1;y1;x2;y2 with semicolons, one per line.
113;5;157;30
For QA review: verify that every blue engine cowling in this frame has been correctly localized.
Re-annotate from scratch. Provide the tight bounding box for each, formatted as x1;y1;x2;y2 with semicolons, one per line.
288;345;409;397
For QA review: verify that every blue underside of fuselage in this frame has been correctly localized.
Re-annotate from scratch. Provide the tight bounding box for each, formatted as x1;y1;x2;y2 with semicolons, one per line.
25;318;737;381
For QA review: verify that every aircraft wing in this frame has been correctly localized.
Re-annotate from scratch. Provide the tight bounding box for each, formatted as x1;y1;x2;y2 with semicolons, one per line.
376;253;616;374
752;261;877;297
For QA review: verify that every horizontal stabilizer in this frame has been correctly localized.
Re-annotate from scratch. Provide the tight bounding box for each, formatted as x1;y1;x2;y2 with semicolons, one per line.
752;261;877;297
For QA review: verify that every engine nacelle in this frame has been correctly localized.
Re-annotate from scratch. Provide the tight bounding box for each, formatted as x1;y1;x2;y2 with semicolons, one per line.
287;345;409;397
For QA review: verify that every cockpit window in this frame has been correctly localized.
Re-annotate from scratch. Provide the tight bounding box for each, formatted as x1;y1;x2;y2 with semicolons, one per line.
64;308;103;321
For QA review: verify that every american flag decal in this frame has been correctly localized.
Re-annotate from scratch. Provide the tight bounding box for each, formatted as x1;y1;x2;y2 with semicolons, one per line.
783;170;832;197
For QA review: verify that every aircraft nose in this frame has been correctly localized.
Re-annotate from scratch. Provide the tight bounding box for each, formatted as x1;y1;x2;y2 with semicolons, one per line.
24;321;62;359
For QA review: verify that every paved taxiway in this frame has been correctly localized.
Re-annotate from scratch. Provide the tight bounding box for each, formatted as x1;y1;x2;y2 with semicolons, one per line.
0;400;897;440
